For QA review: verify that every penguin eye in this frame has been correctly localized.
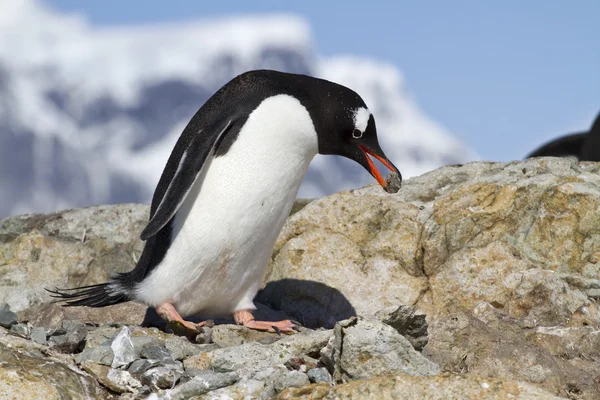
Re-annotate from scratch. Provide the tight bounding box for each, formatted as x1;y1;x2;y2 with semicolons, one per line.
352;128;363;139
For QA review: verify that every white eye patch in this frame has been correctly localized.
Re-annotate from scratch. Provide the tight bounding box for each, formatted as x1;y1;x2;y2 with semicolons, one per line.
352;107;371;136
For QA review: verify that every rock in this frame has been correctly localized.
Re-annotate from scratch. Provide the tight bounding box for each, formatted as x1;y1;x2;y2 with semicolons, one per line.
424;311;600;399
48;319;88;353
156;371;239;399
0;304;18;328
307;367;332;384
184;329;331;373
211;324;283;347
200;377;268;400
10;322;30;338
320;317;439;382
0;204;148;312
193;325;213;344
276;370;310;391
3;159;600;398
30;326;47;344
165;335;203;360
128;359;157;377
140;344;172;361
110;326;137;368
141;366;182;390
19;301;149;329
277;374;568;400
384;172;402;193
377;305;429;351
75;344;115;366
264;193;429;325
0;342;109;399
252;366;289;397
81;362;142;394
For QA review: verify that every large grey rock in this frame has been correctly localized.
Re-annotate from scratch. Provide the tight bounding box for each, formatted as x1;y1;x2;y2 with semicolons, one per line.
0;340;109;399
184;329;331;373
81;362;142;394
0;204;148;312
211;324;283;347
19;301;149;329
48;319;88;353
320;317;439;382
154;371;239;399
0;304;18;328
424;310;600;399
377;305;429;351
277;374;568;400
110;326;137;368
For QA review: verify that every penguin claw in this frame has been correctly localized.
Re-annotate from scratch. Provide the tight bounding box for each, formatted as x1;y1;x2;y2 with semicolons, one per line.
272;325;282;335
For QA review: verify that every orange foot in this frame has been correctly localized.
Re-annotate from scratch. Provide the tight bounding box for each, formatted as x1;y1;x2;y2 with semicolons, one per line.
156;302;213;334
233;309;298;334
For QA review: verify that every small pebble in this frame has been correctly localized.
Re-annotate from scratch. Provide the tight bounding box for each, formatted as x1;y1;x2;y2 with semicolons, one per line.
140;344;172;361
276;370;310;391
30;326;47;345
0;304;18;329
10;323;30;338
384;172;401;194
307;367;332;384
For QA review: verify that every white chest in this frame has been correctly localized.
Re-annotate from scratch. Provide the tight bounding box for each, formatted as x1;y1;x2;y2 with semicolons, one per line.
135;95;319;316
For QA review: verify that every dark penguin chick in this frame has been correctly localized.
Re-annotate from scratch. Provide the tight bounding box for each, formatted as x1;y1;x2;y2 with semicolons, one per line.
48;70;401;334
526;111;600;161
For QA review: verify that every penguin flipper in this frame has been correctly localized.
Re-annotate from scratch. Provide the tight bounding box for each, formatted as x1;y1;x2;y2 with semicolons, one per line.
140;119;235;241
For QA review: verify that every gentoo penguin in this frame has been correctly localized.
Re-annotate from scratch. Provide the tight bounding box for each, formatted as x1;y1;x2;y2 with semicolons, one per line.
49;70;401;333
526;111;600;161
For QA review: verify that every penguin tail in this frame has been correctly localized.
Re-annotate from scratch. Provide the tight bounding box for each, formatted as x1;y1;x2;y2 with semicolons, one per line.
46;274;133;307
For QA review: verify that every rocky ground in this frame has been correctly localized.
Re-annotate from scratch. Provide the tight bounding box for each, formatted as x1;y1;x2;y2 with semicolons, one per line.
1;158;600;399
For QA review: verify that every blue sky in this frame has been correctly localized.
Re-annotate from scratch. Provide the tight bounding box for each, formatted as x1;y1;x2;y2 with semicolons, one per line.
47;0;599;162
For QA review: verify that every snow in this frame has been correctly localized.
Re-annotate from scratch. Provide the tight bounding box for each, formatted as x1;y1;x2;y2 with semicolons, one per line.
0;0;475;217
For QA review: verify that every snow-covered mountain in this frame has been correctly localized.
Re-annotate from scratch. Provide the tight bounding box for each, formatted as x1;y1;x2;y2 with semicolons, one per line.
0;0;474;218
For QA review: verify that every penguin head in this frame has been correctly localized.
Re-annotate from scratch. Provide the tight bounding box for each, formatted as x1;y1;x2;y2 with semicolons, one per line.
309;81;401;189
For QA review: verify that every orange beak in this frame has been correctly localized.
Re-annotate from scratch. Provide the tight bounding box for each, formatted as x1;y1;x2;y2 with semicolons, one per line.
358;145;399;188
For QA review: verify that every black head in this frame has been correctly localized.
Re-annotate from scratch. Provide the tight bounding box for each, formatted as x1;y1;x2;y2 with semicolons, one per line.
303;77;402;189
221;70;401;189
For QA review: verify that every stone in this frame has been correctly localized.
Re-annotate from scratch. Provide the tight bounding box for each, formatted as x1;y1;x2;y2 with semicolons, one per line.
10;322;30;338
165;335;203;360
251;365;289;397
377;305;429;351
19;301;149;329
384;171;402;193
321;317;440;382
275;370;310;392
141;366;182;390
30;326;47;344
110;326;137;368
140;344;172;361
276;374;568;400
211;324;283;347
0;303;18;328
263;192;430;326
83;325;120;348
75;344;115;366
49;319;88;353
307;367;332;384
184;329;331;373
0;342;109;399
156;371;239;399
0;204;148;312
423;311;600;399
128;359;156;377
81;362;142;394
